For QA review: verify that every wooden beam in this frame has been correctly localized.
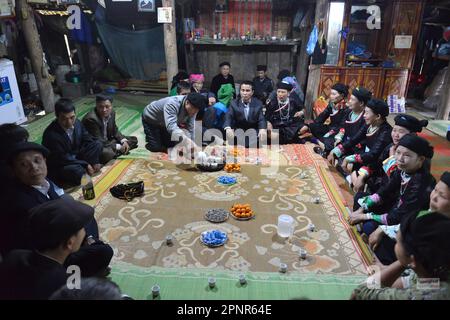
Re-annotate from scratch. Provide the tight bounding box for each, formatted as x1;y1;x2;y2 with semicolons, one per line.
304;0;329;120
436;60;450;120
163;0;179;93
17;0;55;113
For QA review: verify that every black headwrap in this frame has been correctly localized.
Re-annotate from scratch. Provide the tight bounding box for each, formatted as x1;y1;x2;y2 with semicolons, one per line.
367;98;389;118
398;133;434;158
401;211;450;280
277;81;293;91
351;87;372;104
440;171;450;188
331;83;349;97
394;114;428;133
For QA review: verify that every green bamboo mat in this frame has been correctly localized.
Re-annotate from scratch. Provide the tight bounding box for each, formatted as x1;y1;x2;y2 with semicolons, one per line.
110;262;366;300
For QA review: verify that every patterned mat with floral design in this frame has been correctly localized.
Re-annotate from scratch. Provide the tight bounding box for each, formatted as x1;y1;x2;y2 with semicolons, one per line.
72;145;372;299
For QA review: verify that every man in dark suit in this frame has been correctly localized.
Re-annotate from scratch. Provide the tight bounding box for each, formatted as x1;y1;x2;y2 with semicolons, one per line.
0;197;96;300
223;80;267;147
82;94;138;164
0;142;113;277
42;98;102;188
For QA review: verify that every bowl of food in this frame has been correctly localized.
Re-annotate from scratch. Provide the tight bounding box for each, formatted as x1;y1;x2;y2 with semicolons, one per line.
205;208;229;223
230;203;255;220
196;152;225;172
200;230;228;247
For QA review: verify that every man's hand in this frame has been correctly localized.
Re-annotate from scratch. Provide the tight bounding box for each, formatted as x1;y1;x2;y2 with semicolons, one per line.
86;164;94;176
208;97;216;106
93;164;102;173
120;141;130;154
369;227;385;251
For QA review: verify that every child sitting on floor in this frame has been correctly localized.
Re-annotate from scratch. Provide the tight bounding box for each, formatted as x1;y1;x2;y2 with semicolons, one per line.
351;211;450;300
328;98;392;181
349;134;436;237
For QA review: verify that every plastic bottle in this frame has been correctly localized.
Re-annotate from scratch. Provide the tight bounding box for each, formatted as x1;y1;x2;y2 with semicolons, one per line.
81;173;95;200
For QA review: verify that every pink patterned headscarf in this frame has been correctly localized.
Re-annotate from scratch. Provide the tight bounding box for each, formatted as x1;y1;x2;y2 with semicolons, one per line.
189;74;205;83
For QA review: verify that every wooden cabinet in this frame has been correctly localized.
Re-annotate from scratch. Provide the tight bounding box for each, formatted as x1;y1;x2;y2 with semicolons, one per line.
317;66;409;100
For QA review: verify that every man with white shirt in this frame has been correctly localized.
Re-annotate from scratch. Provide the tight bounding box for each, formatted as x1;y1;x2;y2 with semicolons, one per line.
82;94;138;164
0;142;113;277
42;98;103;188
223;80;267;147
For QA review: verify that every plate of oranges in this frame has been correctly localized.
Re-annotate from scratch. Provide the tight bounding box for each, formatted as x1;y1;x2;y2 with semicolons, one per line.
224;163;241;173
230;203;254;220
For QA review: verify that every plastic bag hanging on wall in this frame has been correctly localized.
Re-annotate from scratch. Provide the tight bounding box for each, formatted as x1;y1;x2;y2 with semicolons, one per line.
306;25;318;56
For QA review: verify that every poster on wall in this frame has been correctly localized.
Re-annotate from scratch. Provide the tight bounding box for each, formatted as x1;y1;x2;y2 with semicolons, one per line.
394;35;413;49
0;0;12;16
157;7;172;23
138;0;155;12
0;76;14;107
0;59;26;125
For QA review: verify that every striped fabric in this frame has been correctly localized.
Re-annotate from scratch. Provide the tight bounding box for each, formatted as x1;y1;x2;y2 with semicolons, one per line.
200;0;273;38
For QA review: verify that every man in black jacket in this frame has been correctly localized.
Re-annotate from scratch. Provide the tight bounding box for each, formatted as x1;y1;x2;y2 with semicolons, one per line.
42;98;102;188
223;81;267;148
0;142;113;277
0;198;94;300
